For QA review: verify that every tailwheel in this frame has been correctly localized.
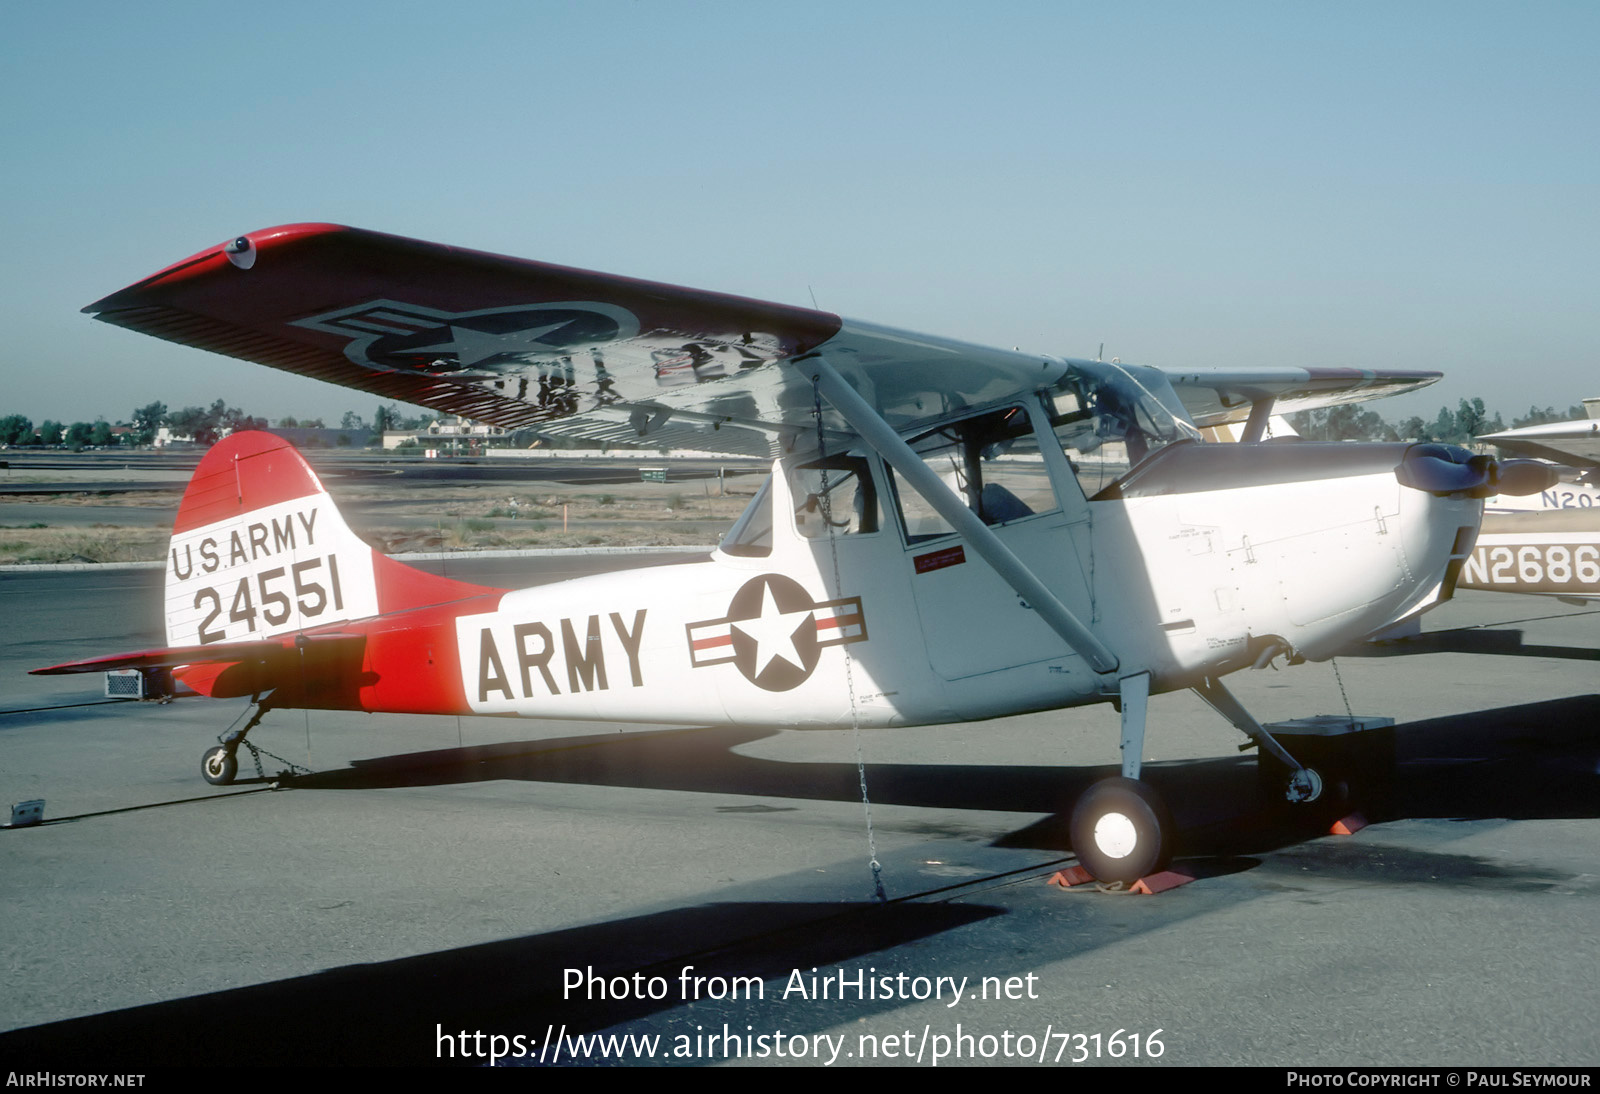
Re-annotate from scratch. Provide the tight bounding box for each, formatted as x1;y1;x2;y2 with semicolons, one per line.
1069;777;1175;885
201;745;238;786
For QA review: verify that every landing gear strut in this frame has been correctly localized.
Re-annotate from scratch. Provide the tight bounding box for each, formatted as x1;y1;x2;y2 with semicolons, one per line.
1069;673;1177;885
1193;675;1327;805
1194;676;1374;827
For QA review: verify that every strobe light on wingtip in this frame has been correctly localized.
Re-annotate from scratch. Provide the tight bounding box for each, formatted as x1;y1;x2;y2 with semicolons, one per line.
223;235;256;269
1394;444;1559;498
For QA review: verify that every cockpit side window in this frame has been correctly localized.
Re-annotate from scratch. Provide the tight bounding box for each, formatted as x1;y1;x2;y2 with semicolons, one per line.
789;454;880;539
885;405;1058;545
721;477;773;556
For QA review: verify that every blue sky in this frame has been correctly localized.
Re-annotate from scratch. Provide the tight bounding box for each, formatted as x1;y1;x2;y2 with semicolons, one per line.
3;1;1595;427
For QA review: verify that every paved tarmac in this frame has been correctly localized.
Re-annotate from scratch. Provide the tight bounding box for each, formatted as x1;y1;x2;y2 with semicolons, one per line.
0;558;1595;1068
0;503;176;527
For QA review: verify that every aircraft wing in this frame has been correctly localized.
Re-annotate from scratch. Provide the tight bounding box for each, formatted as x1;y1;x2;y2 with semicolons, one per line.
1160;367;1440;429
86;224;1438;455
1479;418;1600;471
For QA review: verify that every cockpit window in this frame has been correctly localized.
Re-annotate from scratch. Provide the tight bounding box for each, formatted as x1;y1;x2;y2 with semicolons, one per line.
1049;361;1201;497
886;405;1059;544
789;454;880;538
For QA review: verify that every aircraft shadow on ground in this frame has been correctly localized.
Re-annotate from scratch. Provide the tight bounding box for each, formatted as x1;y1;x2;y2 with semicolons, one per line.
0;900;999;1066
285;695;1600;861
1348;626;1600;662
1381;692;1600;821
7;701;1592;1065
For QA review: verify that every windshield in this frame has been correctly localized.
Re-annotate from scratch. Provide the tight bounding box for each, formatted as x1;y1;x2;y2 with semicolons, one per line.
1047;361;1201;496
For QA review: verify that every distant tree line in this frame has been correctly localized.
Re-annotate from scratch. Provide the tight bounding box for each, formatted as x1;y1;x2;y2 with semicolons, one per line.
1287;400;1587;443
0;400;434;449
0;416;121;449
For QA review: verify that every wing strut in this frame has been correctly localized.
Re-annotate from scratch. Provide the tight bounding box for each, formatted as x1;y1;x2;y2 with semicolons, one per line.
1241;397;1276;443
803;353;1119;675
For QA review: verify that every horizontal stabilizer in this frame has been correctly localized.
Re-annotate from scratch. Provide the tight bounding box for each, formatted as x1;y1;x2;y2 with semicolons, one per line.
31;633;363;676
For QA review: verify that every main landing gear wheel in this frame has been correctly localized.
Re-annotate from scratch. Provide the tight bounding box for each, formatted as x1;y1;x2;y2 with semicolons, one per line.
1286;766;1324;805
201;746;237;786
1069;777;1175;885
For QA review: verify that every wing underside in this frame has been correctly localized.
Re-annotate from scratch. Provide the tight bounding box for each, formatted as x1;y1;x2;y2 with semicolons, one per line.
87;224;1439;453
88;224;854;456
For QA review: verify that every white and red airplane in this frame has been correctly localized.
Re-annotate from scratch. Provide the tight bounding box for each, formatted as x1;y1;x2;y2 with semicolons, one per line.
32;224;1556;884
1459;404;1600;603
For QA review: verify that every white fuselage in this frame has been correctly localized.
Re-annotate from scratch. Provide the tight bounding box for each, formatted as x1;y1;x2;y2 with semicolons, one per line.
452;430;1478;730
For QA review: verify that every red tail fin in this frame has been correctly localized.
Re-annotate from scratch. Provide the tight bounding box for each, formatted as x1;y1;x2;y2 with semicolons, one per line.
165;431;497;647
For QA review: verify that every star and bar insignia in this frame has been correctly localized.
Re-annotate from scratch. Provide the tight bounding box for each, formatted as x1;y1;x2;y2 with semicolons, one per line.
686;574;867;692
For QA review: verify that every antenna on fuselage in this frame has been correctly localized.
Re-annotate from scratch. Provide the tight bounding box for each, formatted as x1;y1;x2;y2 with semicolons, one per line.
1097;343;1104;362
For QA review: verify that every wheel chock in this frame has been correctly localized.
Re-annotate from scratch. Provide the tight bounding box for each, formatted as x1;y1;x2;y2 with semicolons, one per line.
1047;866;1095;888
1131;870;1194;895
1330;813;1368;836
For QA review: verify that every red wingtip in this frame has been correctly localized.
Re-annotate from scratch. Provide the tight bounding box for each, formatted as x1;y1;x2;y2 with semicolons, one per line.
84;223;351;314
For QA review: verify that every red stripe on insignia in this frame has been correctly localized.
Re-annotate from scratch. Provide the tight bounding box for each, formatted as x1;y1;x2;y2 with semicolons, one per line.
692;635;732;651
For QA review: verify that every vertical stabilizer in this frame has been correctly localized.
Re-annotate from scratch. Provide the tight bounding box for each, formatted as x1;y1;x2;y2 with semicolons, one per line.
164;432;380;646
164;431;501;655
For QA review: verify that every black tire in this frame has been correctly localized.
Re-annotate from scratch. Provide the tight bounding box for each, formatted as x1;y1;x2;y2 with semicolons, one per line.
1069;777;1174;885
201;746;237;786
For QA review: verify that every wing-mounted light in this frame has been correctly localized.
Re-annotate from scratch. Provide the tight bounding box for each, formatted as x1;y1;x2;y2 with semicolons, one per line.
223;236;257;270
1395;444;1560;498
